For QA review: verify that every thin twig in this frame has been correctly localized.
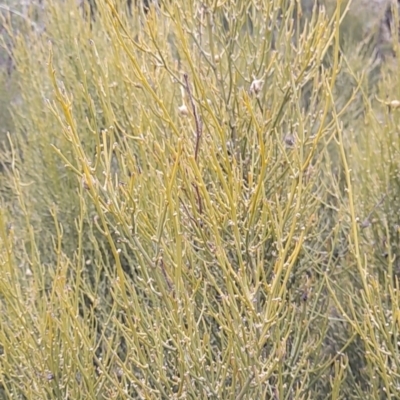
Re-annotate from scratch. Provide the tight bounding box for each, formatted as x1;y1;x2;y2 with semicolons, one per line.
361;192;387;229
183;73;203;216
0;4;39;31
183;73;203;162
159;258;173;293
193;183;203;215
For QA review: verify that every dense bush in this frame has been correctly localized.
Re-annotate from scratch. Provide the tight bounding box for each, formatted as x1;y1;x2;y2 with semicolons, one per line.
1;0;400;398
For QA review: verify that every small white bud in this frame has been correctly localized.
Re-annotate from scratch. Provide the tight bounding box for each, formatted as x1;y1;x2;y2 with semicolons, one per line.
389;100;400;109
376;96;400;109
250;78;263;96
178;104;189;116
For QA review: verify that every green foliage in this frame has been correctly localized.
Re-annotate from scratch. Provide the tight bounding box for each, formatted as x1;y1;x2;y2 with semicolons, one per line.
1;0;400;398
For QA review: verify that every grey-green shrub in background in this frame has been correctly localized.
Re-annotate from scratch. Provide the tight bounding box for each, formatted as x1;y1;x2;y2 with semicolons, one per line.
1;0;400;398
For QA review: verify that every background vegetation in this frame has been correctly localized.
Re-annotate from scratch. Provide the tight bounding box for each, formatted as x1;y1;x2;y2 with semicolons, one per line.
1;0;400;398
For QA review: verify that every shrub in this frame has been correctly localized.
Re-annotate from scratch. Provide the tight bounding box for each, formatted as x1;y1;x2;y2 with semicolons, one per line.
1;0;400;398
